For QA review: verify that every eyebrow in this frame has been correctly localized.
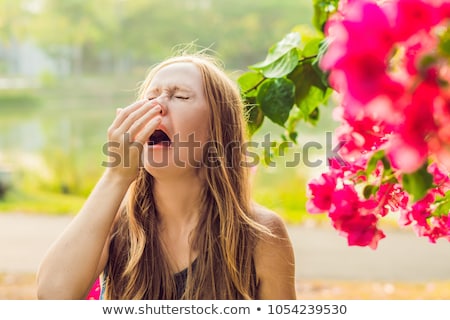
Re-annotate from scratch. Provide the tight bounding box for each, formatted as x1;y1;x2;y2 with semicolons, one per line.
147;85;193;95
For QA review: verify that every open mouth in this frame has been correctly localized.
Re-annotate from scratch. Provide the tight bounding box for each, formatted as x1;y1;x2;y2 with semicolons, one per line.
148;129;172;147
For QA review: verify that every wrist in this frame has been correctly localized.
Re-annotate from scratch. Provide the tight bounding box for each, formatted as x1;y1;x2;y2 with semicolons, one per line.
102;168;136;186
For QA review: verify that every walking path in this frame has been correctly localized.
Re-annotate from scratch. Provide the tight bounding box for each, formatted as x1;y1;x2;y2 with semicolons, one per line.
1;213;450;281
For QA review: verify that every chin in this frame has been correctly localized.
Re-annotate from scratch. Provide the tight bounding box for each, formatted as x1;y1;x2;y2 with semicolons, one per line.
143;164;203;181
143;154;203;179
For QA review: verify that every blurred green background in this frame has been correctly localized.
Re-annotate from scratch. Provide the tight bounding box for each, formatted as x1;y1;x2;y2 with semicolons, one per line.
0;0;336;223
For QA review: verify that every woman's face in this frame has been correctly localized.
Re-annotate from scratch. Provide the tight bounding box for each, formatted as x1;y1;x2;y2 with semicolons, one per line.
142;62;210;175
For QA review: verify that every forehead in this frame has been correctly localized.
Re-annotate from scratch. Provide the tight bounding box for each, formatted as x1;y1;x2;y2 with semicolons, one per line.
147;62;203;91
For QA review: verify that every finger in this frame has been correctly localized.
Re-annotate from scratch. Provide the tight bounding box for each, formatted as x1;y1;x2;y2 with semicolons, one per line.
117;101;160;134
127;105;162;139
110;99;148;129
134;116;162;144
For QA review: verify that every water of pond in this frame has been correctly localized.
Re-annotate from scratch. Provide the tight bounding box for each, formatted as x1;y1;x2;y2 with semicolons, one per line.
0;84;136;192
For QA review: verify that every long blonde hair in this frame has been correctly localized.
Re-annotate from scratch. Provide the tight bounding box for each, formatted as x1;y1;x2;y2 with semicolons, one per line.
104;53;269;299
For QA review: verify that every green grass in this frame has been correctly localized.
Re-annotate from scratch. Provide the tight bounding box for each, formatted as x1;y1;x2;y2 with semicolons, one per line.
0;189;84;215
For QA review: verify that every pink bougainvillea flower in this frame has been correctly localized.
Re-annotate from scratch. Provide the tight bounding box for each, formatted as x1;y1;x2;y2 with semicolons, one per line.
413;215;450;243
393;0;441;41
321;19;349;73
341;1;397;57
343;213;386;249
306;173;337;213
387;81;439;172
375;183;409;217
338;0;396;55
364;93;405;126
339;54;389;104
440;2;450;19
401;192;439;229
309;0;450;248
328;185;360;226
435;148;450;172
402;30;439;76
430;81;450;170
428;162;450;188
322;1;398;102
420;215;450;243
329;190;386;249
336;120;383;157
387;135;428;173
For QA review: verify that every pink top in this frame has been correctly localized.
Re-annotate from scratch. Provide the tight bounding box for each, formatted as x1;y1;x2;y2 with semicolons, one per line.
86;277;101;300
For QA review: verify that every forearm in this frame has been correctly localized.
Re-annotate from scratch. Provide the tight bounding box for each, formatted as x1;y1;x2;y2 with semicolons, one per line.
36;170;132;299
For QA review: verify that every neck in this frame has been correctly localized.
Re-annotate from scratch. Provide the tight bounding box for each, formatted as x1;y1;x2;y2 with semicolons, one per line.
153;172;203;233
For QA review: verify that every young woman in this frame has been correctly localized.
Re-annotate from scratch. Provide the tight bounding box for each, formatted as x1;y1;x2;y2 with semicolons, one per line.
37;54;296;300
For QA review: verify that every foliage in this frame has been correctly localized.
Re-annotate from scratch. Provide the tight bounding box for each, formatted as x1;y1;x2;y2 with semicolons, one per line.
238;28;331;139
0;0;313;74
240;0;450;249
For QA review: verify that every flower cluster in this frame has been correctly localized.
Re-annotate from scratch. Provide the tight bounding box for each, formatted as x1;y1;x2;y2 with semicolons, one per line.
307;0;450;248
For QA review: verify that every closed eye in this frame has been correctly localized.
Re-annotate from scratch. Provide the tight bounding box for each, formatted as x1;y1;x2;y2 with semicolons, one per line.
175;96;189;100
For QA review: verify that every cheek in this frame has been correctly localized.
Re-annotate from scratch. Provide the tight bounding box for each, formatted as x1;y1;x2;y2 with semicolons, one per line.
174;111;210;142
168;106;210;165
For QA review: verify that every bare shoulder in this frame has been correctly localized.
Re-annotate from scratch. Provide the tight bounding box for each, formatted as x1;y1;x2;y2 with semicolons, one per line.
252;202;290;238
252;202;297;299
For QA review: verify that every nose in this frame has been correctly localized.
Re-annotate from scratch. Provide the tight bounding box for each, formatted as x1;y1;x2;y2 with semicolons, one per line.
152;95;168;116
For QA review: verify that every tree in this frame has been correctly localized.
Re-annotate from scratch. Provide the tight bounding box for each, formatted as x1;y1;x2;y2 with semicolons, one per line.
239;0;450;249
25;0;313;74
0;0;35;74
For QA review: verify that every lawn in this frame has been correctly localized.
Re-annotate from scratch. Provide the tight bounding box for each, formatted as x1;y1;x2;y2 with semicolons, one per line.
0;189;86;215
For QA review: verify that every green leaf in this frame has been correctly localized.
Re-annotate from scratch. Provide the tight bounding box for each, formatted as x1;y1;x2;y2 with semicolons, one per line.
288;62;330;125
288;131;298;144
433;190;450;217
244;101;264;137
250;32;301;78
302;37;323;57
363;185;377;200
238;71;264;97
300;87;325;123
256;78;295;127
257;48;299;78
312;38;331;87
284;107;303;141
307;107;320;125
258;32;301;62
291;24;323;48
313;0;340;32
401;163;434;202
434;200;450;217
438;26;450;58
366;150;386;176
